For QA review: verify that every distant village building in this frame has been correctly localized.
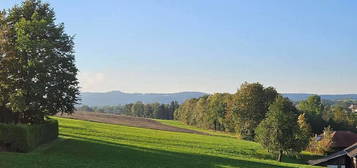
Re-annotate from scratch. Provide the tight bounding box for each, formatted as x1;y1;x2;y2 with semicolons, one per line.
309;142;357;168
349;105;357;113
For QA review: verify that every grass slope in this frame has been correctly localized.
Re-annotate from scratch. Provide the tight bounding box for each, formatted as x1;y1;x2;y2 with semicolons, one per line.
155;119;238;138
0;117;321;168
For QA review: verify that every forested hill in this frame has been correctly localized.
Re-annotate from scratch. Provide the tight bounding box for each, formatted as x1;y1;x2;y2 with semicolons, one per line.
80;91;357;106
80;91;207;106
283;93;357;101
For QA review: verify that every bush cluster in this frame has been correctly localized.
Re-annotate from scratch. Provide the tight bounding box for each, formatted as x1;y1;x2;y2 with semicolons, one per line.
0;119;58;152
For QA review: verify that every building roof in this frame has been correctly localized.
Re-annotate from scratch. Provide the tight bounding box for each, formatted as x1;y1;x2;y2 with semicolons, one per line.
345;142;357;157
349;104;357;109
331;131;357;148
349;105;357;112
309;142;357;165
308;150;347;165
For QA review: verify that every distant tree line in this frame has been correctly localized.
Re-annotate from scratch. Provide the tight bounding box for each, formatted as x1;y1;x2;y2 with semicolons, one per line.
77;101;179;120
296;95;357;134
175;83;357;136
174;82;279;139
174;82;357;161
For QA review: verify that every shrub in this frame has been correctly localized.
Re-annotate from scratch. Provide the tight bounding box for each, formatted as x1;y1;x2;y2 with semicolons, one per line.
0;119;58;152
306;126;333;155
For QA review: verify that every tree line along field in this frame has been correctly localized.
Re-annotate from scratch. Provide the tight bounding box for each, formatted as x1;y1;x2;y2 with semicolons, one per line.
0;117;321;168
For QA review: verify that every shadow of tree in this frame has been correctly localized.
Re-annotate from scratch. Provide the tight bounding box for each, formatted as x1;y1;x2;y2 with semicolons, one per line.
24;133;313;168
59;127;317;164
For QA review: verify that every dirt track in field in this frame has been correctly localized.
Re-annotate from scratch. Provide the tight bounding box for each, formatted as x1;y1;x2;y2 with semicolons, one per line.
57;111;208;135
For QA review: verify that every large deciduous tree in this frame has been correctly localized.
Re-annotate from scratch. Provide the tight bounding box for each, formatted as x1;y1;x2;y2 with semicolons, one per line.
131;101;145;117
255;96;310;162
206;93;229;131
0;0;79;124
232;82;278;140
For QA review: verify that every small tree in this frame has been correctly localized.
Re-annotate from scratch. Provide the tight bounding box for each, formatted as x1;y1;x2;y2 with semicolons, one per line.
0;0;79;124
255;96;309;162
296;113;312;152
307;126;334;154
297;95;326;133
168;101;179;120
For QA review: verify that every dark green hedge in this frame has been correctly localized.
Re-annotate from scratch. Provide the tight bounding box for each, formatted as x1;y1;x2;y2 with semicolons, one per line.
0;119;58;152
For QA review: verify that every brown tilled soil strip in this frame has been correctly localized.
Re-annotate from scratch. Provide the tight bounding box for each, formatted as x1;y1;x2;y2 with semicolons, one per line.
57;111;208;135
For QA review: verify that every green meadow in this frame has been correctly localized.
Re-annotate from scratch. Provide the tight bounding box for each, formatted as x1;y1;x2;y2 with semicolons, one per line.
0;117;321;168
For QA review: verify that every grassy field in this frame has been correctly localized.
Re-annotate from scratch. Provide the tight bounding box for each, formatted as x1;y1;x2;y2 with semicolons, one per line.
0;117;321;168
155;119;238;138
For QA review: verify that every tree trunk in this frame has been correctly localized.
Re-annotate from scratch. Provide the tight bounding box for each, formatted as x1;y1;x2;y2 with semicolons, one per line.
277;150;283;162
214;120;217;130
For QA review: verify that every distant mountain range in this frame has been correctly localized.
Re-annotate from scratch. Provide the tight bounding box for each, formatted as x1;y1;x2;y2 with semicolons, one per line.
79;91;207;106
79;91;357;106
282;93;357;102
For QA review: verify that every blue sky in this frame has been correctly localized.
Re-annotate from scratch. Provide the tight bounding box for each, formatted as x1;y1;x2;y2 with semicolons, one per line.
1;0;357;94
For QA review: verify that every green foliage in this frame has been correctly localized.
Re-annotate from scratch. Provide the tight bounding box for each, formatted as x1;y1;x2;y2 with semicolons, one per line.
331;106;349;123
0;117;320;168
168;101;179;120
0;119;58;152
255;97;310;162
206;93;230;131
232;82;278;140
175;93;233;131
0;0;79;124
297;95;357;133
298;96;324;116
175;82;278;139
144;104;154;118
328;105;357;132
297;95;327;134
131;101;145;117
297;113;312;151
307;126;334;155
77;101;179;120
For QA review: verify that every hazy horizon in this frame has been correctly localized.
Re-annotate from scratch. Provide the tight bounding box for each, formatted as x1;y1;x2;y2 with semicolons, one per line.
2;0;357;94
81;89;357;95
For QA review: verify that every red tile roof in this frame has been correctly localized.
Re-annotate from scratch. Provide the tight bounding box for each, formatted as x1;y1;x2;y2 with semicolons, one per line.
331;131;357;148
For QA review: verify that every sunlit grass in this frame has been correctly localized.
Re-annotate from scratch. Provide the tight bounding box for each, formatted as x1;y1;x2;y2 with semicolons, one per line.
0;117;321;168
155;119;238;138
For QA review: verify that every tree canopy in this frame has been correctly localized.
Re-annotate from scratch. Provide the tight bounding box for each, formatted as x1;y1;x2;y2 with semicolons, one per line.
0;0;79;124
255;96;310;162
175;82;278;136
297;95;326;133
232;82;278;139
77;101;179;120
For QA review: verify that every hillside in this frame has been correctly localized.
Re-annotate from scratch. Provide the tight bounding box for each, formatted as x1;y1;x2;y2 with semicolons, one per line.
283;93;357;101
80;91;206;106
0;117;321;168
79;91;357;106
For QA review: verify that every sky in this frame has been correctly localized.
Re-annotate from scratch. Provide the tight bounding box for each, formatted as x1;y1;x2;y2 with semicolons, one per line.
1;0;357;94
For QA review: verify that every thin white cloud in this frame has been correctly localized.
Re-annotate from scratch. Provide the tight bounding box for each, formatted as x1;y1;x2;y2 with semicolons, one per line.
78;72;107;92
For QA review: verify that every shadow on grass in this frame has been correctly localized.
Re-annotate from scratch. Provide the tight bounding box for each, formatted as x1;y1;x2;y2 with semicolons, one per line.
59;127;316;165
30;133;313;168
